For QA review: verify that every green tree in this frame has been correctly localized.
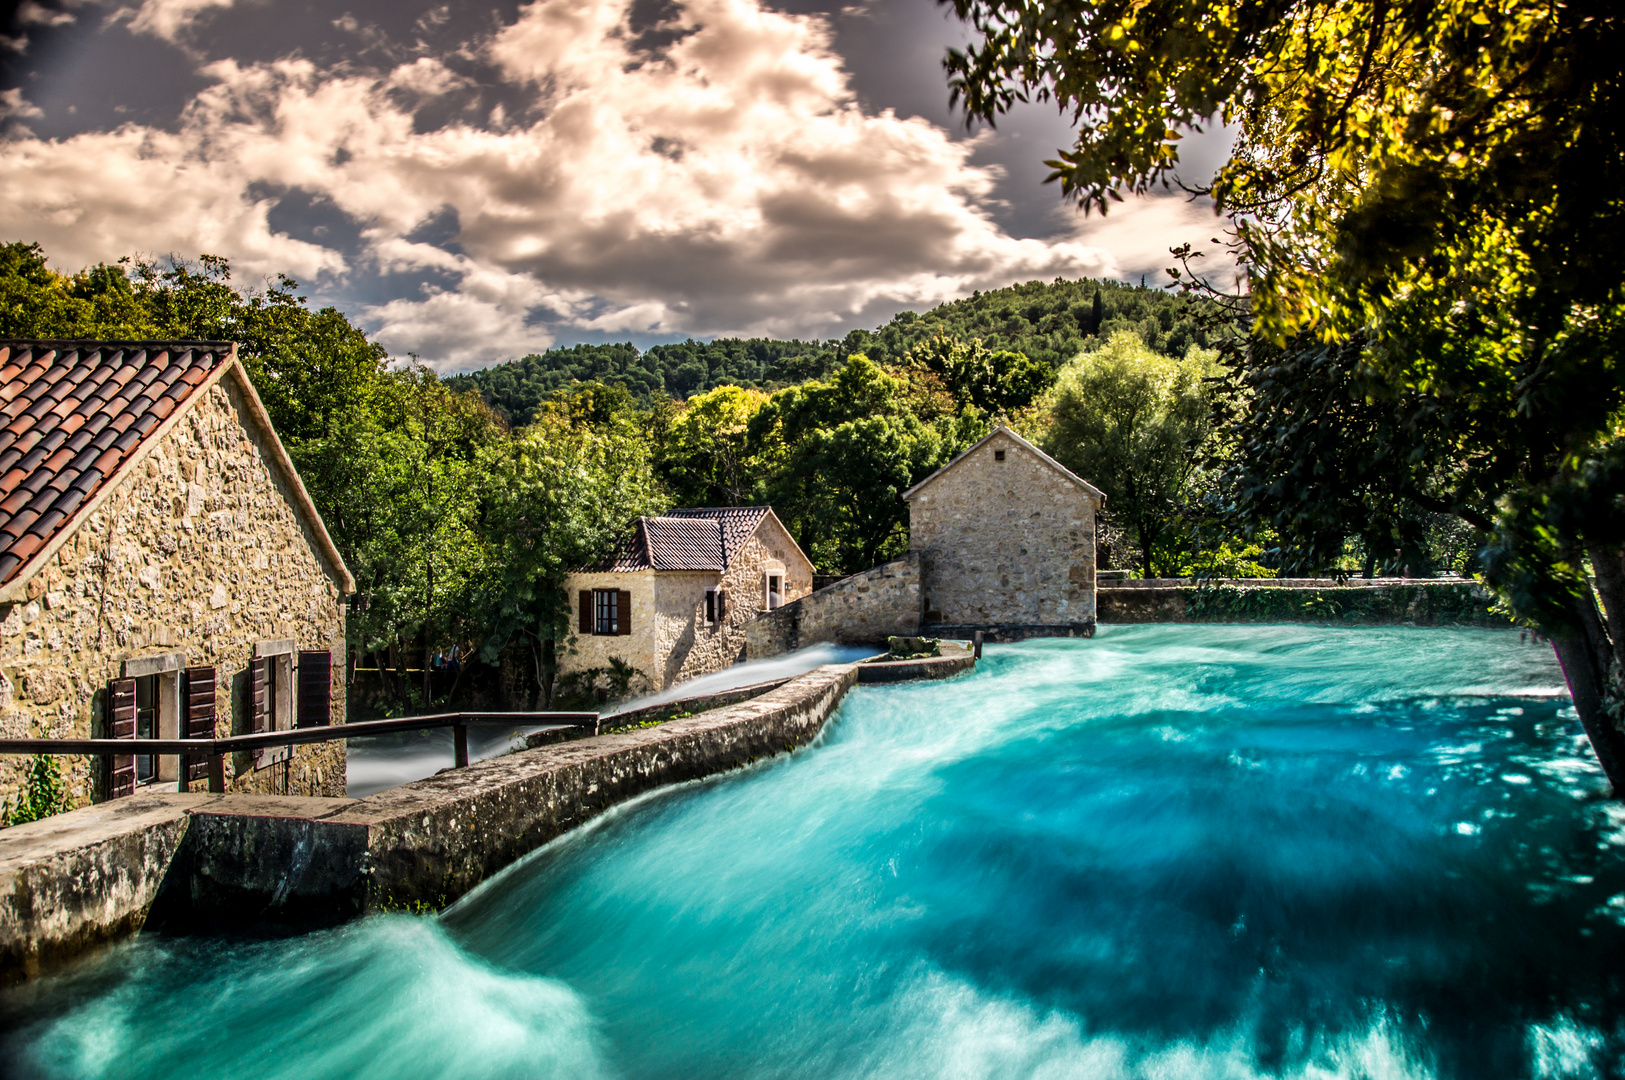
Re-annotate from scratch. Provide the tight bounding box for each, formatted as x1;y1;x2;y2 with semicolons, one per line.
749;356;978;573
943;0;1625;792
661;385;771;508
1044;332;1217;578
902;335;1054;416
480;406;666;704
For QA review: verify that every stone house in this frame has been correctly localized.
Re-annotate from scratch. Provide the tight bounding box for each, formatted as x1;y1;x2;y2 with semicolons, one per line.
561;507;814;694
0;340;354;811
903;425;1103;636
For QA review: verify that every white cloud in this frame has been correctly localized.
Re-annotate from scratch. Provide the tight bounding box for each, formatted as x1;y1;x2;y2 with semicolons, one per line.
0;89;44;121
0;0;1230;368
118;0;234;42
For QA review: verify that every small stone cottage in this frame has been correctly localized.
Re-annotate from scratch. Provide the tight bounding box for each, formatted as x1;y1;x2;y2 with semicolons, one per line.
561;507;814;694
0;340;354;811
903;425;1103;635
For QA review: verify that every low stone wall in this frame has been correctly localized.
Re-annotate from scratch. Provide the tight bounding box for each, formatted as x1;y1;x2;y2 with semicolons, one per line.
1;662;872;980
856;643;976;684
746;552;922;659
1097;579;1506;625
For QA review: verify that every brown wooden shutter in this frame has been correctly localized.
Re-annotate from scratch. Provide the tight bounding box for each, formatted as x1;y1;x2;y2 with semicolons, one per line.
183;666;216;782
108;678;136;799
298;650;332;727
716;589;727;620
617;590;632;635
251;658;269;733
579;590;593;634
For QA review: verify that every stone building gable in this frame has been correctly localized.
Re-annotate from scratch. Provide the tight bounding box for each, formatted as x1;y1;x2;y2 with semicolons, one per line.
905;427;1099;628
0;373;348;810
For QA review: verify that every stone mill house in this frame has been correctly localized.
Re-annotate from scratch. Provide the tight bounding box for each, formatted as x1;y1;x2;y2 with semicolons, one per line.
0;340;354;812
747;425;1104;657
561;507;814;694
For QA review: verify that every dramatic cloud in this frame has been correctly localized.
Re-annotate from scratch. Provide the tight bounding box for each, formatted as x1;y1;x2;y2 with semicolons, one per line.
0;0;1222;367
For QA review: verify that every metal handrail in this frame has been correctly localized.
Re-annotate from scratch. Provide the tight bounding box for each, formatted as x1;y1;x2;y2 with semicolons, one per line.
0;711;600;794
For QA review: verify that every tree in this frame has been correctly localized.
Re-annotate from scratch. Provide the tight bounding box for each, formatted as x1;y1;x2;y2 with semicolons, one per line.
902;334;1054;416
942;0;1625;793
659;384;770;507
749;356;978;573
1044;332;1217;577
480;405;666;705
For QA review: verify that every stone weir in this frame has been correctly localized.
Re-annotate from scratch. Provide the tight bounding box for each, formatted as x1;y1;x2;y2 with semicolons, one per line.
1;661;895;984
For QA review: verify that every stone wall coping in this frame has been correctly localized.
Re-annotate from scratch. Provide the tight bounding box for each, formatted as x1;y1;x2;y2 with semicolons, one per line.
323;663;861;827
1097;577;1481;590
0;792;212;873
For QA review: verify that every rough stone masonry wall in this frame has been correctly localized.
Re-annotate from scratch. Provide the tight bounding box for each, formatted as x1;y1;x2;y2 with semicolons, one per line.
1097;579;1508;626
0;377;347;811
906;429;1098;627
746;552;921;659
669;518;814;686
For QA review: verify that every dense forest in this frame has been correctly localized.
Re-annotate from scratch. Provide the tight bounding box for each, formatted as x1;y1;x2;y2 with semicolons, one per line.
447;278;1213;421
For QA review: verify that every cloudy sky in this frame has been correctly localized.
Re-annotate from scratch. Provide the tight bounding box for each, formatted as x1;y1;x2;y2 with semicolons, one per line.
0;0;1231;370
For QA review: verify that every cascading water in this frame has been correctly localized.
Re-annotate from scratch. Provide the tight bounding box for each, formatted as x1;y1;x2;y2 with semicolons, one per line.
3;625;1622;1079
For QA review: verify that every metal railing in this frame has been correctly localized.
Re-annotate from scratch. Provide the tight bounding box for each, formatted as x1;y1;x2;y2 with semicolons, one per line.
0;711;600;794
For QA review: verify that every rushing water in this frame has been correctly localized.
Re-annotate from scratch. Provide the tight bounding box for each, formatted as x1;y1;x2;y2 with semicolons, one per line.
5;625;1625;1080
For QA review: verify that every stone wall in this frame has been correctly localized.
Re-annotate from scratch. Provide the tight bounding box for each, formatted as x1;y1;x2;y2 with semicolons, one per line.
561;515;815;694
2;661;867;980
905;429;1099;627
0;376;347;812
745;552;921;659
1097;579;1507;625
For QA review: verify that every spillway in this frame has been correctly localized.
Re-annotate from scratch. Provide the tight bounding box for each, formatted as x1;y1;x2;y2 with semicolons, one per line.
3;625;1621;1079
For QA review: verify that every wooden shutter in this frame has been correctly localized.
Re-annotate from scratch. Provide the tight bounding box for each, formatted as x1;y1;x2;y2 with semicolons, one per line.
183;666;216;782
579;590;593;634
716;589;727;621
298;650;332;727
108;678;136;799
251;658;268;733
617;589;632;635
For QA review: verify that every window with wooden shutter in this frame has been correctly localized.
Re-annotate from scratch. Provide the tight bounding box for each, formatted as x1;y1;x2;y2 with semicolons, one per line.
108;678;136;799
183;667;216;783
579;590;593;634
617;589;632;635
298;650;332;727
251;658;269;734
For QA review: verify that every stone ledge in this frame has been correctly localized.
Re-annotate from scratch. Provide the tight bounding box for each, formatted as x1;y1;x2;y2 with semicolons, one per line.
1;662;875;980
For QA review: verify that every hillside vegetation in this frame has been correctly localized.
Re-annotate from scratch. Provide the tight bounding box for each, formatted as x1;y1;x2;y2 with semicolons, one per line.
447;277;1214;423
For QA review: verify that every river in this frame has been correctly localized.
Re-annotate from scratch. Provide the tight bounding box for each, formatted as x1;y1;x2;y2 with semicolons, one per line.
3;625;1621;1079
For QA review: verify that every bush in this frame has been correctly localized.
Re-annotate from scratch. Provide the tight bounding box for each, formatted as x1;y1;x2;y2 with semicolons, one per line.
2;755;74;827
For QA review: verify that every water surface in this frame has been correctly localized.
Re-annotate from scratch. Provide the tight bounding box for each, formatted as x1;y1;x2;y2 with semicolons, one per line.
5;626;1623;1079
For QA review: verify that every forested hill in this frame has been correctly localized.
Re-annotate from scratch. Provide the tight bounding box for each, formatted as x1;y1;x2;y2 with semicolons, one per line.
447;277;1213;424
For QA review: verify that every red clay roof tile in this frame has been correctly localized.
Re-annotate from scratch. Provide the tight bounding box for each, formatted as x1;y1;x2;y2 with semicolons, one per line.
5;532;44;562
0;340;230;588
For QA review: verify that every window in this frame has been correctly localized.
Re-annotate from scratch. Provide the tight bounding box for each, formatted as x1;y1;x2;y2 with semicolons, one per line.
994;449;1006;461
595;589;620;635
253;641;295;768
134;675;158;785
766;575;783;610
705;590;717;624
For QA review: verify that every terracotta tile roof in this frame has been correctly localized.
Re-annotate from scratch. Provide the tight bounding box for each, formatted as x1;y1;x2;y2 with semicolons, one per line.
587;506;774;572
0;340;231;588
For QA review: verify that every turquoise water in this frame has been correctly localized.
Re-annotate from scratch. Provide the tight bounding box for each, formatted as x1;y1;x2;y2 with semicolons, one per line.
5;625;1624;1079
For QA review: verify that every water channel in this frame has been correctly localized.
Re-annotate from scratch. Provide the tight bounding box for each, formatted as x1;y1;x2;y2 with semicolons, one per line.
3;625;1623;1078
